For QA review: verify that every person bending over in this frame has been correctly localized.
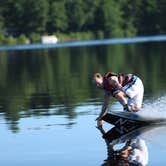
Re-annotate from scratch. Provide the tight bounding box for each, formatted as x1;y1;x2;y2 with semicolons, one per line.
93;71;144;127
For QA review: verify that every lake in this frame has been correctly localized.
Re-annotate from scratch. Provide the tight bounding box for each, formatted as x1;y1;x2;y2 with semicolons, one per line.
0;37;166;166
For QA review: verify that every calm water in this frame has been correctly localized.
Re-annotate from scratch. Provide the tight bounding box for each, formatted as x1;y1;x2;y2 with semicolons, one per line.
0;38;166;166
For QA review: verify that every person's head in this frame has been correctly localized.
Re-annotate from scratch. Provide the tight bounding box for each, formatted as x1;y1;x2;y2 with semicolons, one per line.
93;72;119;91
93;73;103;88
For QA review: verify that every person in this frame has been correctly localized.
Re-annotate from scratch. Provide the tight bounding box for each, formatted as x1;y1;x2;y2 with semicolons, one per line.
93;71;144;127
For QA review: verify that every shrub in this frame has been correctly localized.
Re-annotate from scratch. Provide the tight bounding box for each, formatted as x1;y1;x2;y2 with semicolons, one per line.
17;34;29;44
29;33;41;43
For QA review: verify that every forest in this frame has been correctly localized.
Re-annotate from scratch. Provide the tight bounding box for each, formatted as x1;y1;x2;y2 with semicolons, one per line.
0;0;165;43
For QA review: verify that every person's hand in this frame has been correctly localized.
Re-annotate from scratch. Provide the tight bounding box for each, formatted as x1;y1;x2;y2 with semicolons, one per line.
96;117;103;128
97;119;103;129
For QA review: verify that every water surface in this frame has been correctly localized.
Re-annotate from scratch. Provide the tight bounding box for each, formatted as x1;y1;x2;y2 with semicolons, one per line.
0;38;166;165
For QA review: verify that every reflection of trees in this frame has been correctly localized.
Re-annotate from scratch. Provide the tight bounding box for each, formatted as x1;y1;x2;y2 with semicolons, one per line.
0;42;165;131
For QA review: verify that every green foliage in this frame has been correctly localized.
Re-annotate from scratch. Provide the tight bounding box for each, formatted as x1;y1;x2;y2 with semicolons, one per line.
47;1;68;33
0;35;5;45
95;31;104;39
156;0;166;34
101;0;123;38
29;33;41;43
0;35;17;45
119;0;141;36
65;0;86;31
55;31;96;42
135;0;158;35
21;0;49;34
0;0;165;42
17;34;29;44
7;36;17;45
2;0;48;35
0;16;4;34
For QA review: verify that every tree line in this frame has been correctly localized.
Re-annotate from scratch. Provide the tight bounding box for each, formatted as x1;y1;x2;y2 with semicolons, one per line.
0;0;165;40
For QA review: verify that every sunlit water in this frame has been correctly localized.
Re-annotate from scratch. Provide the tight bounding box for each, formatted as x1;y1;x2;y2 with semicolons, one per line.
0;105;104;166
0;37;166;165
1;97;166;165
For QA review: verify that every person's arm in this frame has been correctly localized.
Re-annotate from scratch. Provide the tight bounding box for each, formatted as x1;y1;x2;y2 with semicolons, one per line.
96;94;110;120
96;94;110;128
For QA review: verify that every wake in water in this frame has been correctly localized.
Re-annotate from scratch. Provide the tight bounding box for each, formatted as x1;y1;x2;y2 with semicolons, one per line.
135;96;166;149
141;95;166;119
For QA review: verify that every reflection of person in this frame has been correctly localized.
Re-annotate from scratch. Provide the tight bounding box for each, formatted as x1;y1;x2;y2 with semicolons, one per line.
98;127;148;166
93;72;144;127
120;139;148;166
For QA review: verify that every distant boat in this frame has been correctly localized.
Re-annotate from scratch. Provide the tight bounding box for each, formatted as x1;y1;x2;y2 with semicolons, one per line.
41;35;58;44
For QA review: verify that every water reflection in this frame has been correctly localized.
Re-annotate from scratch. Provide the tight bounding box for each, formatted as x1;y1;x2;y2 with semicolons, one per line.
0;41;165;132
96;124;166;166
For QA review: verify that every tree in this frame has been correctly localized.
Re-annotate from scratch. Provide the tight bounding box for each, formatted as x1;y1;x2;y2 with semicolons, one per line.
79;0;100;31
2;0;23;36
47;1;68;33
0;14;4;35
119;0;141;36
0;0;166;37
94;0;123;38
135;0;158;35
155;0;166;34
65;0;86;32
2;0;49;36
21;0;49;35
